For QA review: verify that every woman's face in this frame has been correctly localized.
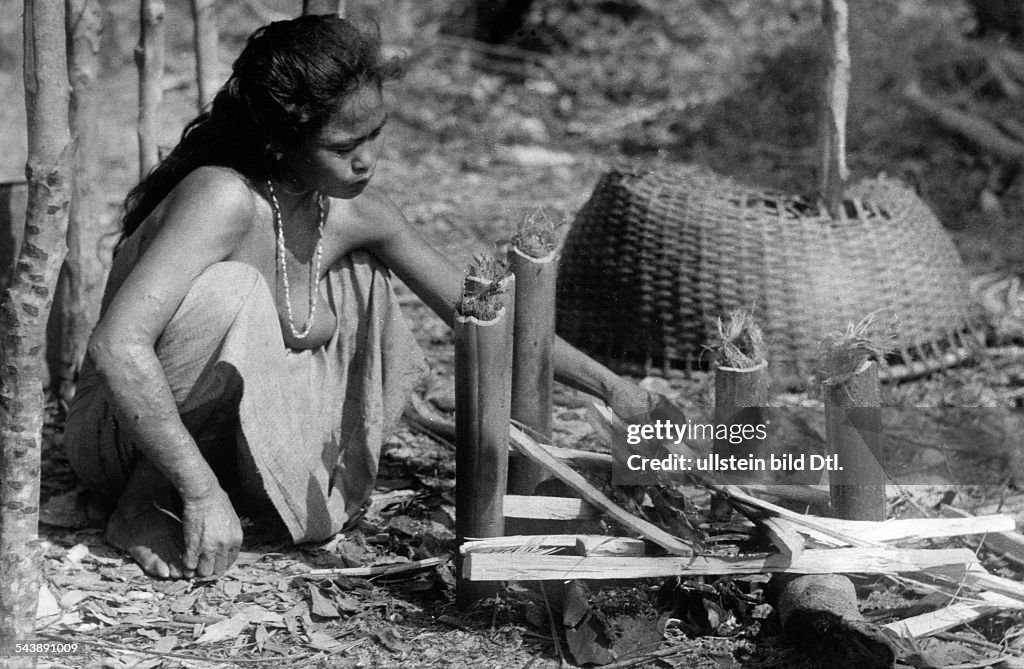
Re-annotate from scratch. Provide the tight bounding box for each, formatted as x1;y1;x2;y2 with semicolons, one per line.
284;85;387;199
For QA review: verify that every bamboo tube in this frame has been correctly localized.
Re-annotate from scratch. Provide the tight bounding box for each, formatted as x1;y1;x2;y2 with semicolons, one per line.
190;0;219;110
824;359;885;521
713;359;769;482
507;244;557;495
137;0;165;178
819;0;850;218
455;271;514;608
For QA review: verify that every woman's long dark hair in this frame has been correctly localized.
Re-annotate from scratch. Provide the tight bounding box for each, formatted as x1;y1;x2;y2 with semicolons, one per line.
121;15;402;239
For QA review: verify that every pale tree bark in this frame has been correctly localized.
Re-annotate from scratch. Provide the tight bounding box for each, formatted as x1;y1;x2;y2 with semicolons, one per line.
1;0;72;663
48;0;105;405
191;0;220;110
137;0;165;178
303;0;345;17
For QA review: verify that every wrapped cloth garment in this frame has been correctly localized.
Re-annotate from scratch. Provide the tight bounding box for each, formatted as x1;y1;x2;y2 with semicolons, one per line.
65;243;427;543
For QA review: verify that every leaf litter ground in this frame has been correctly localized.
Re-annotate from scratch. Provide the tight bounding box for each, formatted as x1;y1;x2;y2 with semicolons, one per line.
19;0;1024;666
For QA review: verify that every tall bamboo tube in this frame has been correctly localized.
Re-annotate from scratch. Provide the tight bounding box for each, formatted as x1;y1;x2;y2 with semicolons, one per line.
455;273;514;607
136;0;165;178
824;360;885;521
1;0;72;661
507;245;557;495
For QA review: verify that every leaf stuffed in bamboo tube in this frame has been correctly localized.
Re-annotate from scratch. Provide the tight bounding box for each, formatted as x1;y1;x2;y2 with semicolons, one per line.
507;210;558;495
454;256;515;606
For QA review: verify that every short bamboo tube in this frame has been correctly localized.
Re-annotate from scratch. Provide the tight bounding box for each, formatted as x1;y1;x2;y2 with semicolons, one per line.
713;359;770;483
824;359;885;521
454;274;514;607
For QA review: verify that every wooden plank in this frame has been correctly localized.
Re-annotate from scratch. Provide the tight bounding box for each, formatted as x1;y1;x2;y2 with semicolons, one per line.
939;505;1024;565
963;565;1024;604
463;547;977;581
503;494;599;520
884;602;1000;638
780;513;1017;544
508;425;694;556
460;535;646;557
883;591;1024;639
759;517;804;561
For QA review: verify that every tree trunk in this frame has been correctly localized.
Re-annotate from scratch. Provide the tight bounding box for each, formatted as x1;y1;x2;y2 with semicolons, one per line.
136;0;165;178
302;0;345;17
191;0;219;110
1;0;72;664
48;0;104;405
819;0;849;219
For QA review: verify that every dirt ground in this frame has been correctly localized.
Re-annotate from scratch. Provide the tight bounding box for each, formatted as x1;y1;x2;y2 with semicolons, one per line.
7;0;1024;667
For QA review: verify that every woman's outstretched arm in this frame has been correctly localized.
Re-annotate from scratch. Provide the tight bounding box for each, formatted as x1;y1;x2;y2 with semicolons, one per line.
364;191;666;419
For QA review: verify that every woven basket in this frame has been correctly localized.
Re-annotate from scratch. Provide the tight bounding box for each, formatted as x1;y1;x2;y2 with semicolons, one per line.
556;165;981;382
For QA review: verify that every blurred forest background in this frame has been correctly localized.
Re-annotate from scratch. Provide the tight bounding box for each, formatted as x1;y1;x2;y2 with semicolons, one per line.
3;0;1024;281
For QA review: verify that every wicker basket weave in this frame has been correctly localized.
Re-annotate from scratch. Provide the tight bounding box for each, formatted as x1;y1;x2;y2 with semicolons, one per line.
556;165;980;381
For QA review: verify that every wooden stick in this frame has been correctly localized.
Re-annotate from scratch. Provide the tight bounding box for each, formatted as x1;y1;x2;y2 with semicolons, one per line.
824;360;885;521
52;0;105;403
462;547;977;581
939;505;1024;566
503;494;598;520
137;0;165;178
905;81;1024;162
307;557;442;578
190;0;219;110
509;425;694;556
507;245;557;495
454;276;514;607
820;0;850;218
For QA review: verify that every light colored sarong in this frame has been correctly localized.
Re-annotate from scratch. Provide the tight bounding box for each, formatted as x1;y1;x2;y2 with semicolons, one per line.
65;241;427;543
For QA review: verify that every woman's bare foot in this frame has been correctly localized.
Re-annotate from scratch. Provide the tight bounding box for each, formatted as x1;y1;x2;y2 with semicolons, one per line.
105;459;187;579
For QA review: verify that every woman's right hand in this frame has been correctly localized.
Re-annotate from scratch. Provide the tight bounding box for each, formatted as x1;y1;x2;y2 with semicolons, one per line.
180;487;243;578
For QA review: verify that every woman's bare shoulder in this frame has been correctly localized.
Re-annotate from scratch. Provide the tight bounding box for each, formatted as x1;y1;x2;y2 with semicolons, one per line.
347;186;407;240
171;166;257;212
157;166;259;242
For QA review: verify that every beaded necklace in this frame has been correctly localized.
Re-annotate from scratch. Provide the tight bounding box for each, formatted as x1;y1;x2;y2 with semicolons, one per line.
267;179;326;340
